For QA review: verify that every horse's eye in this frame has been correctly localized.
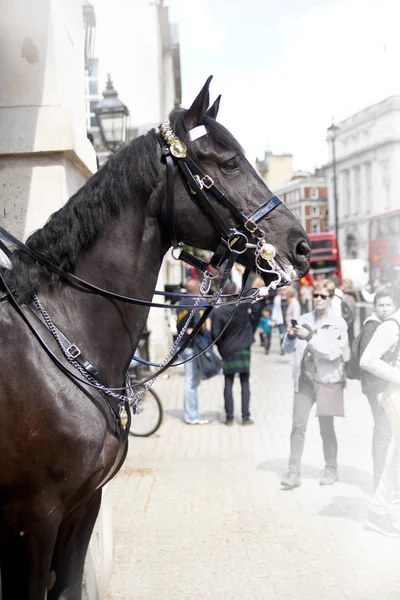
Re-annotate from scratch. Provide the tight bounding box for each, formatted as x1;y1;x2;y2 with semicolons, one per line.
222;157;239;171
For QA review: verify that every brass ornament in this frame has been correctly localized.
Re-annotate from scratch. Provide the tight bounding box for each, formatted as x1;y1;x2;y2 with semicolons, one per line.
119;404;129;430
159;121;187;158
170;138;187;158
259;241;276;261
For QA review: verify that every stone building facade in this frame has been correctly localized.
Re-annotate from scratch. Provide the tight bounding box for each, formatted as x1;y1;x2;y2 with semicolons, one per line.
324;96;400;261
255;150;294;191
273;172;328;235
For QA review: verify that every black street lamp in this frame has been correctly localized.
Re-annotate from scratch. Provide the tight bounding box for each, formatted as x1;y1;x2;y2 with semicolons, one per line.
327;120;339;242
94;74;129;153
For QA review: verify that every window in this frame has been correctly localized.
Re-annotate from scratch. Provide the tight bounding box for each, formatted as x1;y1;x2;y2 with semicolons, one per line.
311;220;320;233
310;187;319;200
312;206;319;216
365;162;372;213
85;59;101;130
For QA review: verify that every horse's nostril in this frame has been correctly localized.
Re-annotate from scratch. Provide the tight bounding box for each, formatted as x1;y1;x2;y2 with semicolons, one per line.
295;240;311;258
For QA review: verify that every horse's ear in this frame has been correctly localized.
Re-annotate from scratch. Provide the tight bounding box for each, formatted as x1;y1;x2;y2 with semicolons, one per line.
185;75;213;129
206;95;221;120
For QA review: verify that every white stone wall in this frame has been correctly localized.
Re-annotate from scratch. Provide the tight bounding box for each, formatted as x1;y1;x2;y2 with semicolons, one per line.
0;2;112;597
325;96;400;261
90;0;174;131
0;0;97;238
89;0;180;362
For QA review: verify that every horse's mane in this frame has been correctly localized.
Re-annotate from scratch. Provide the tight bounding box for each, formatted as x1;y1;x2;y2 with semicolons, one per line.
6;108;243;302
5;130;161;301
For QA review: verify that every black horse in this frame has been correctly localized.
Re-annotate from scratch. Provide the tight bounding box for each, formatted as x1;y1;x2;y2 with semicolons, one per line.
0;78;310;599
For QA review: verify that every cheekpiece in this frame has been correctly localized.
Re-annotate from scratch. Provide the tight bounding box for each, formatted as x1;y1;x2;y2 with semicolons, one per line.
159;121;187;158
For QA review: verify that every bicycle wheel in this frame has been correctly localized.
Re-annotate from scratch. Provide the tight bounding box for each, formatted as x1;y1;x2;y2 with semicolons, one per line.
129;387;163;437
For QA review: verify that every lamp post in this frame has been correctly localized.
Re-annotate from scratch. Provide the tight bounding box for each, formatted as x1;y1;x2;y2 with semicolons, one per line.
94;74;129;153
327;120;339;242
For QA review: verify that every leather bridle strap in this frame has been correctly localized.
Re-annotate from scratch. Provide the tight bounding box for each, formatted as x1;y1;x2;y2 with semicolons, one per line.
183;155;251;227
0;229;211;310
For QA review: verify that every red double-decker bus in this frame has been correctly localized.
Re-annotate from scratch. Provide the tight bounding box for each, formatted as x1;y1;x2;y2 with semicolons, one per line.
369;209;400;285
308;232;342;283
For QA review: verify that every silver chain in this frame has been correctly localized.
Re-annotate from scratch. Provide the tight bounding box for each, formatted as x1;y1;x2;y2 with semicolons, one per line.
31;270;211;410
128;270;212;402
31;294;138;410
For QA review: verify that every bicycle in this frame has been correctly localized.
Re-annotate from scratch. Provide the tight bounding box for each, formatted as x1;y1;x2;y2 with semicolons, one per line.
127;363;163;437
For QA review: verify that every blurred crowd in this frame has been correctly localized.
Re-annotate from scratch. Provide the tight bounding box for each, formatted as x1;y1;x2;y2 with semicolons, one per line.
165;261;400;539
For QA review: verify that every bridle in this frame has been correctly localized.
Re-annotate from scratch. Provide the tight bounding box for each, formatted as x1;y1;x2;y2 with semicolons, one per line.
0;120;285;435
158;120;283;297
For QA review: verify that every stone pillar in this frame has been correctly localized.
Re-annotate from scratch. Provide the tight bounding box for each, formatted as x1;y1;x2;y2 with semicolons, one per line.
0;0;97;240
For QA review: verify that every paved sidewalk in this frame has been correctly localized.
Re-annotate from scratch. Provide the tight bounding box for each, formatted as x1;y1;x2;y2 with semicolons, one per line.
106;336;400;600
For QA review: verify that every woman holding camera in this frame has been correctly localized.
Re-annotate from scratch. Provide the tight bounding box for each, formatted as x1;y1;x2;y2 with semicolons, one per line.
280;279;350;490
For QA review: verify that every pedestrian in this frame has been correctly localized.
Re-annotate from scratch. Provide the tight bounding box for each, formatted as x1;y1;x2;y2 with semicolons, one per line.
358;287;397;491
280;278;350;489
258;306;273;354
176;280;211;425
249;276;268;337
284;287;301;329
299;281;313;314
360;279;400;537
211;282;254;426
271;287;287;355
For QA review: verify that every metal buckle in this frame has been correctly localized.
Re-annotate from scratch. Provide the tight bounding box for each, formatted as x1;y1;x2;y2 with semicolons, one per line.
171;246;183;260
188;175;203;195
66;344;81;359
206;266;219;280
202;175;214;189
188;175;214;194
244;219;258;234
227;231;248;254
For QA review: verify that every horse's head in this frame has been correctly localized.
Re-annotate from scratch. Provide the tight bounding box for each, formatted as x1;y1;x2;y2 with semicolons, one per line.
163;76;311;287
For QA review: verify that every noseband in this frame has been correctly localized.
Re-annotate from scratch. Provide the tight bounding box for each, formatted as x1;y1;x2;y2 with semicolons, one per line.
158;121;283;295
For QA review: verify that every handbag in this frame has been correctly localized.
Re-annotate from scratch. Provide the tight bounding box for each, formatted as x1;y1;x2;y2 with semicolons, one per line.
315;382;344;417
194;332;222;380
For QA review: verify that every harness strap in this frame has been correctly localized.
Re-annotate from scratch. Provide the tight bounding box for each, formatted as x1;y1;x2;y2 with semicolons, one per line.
184;155;249;226
28;300;103;382
0;266;127;433
0;232;210;310
177;160;232;237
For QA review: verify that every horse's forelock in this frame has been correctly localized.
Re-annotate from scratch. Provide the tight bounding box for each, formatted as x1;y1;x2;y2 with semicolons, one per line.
170;108;243;157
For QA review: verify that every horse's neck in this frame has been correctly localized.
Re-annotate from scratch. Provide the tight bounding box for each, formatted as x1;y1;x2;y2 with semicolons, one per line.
47;205;166;384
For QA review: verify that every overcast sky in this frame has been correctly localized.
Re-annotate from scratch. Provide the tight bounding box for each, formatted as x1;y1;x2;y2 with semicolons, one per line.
167;0;400;171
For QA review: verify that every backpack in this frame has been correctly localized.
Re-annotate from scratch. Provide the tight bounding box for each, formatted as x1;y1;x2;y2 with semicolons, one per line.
345;333;363;380
345;318;400;380
339;294;355;327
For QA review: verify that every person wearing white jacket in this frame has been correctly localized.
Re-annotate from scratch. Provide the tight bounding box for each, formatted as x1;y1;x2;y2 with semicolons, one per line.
360;281;400;537
280;279;349;490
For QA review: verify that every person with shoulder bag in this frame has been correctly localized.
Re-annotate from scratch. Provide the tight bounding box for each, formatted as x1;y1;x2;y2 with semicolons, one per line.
176;280;211;425
357;286;397;491
280;279;350;490
360;278;400;537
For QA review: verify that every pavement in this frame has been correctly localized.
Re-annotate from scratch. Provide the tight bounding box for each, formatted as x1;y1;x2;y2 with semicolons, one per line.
106;333;400;600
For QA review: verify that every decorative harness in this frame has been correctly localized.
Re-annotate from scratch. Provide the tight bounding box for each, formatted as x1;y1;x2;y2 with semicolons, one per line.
158;120;282;297
0;120;284;437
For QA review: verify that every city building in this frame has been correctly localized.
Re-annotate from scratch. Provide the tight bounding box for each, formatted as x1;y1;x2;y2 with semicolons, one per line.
273;171;328;234
255;150;294;190
88;0;183;359
324;95;400;261
87;0;181;166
